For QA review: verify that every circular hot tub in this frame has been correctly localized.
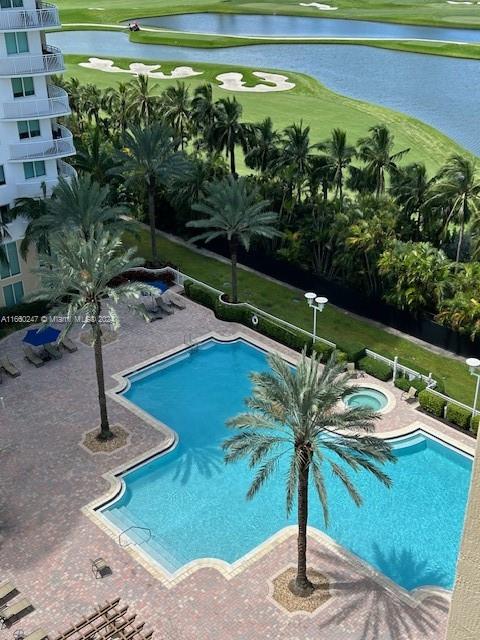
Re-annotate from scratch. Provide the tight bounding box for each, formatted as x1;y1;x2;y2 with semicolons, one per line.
345;387;389;411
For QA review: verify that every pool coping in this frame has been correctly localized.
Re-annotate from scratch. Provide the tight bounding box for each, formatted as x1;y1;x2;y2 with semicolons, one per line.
83;329;474;608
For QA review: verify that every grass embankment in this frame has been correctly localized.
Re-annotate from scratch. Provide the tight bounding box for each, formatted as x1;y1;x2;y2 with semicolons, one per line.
128;227;476;406
55;0;480;31
64;54;468;172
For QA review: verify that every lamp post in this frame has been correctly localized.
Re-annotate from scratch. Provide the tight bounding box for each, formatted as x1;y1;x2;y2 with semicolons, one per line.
466;357;480;417
304;292;328;343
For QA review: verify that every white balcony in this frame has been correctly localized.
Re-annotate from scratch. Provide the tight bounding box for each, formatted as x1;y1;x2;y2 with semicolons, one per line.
15;161;77;197
1;84;70;120
0;3;60;31
9;124;75;162
0;45;64;77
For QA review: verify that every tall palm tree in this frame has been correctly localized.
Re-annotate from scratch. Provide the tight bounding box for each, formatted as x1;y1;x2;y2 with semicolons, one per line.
320;128;356;208
161;82;192;151
428;155;480;266
11;183;50;260
113;124;187;261
74;127;116;184
275;121;316;204
126;75;158;125
223;351;394;596
187;176;280;302
209;97;249;176
191;83;215;140
389;162;432;239
357;125;409;198
31;231;156;440
79;83;103;126
244;117;281;173
102;82;130;134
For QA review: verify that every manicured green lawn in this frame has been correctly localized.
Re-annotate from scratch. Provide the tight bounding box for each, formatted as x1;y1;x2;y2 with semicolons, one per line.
65;54;469;171
55;0;480;30
129;227;477;406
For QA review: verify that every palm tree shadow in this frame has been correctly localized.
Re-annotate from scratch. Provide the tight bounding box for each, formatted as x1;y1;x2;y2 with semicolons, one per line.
311;547;450;640
170;445;224;485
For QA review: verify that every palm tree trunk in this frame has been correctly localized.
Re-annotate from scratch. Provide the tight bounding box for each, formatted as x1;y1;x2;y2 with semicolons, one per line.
294;451;314;596
92;319;112;440
455;204;466;269
148;177;157;261
229;239;239;303
230;141;236;177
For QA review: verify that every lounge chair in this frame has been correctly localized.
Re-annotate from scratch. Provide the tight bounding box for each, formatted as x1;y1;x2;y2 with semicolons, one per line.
60;337;78;353
0;581;16;603
162;292;186;310
402;386;417;403
154;298;174;315
23;346;45;368
346;362;357;378
91;558;110;579
138;303;164;323
0;598;33;627
22;628;48;640
44;344;62;360
0;357;20;378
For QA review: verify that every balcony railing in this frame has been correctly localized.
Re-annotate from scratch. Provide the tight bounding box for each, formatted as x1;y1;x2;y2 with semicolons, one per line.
0;3;60;31
1;84;70;120
15;161;77;197
0;45;64;77
9;124;75;161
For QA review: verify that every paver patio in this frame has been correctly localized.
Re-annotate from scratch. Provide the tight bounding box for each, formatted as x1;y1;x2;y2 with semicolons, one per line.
0;297;473;640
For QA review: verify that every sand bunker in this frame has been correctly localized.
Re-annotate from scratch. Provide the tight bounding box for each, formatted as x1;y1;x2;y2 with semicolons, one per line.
216;71;295;92
78;58;203;79
299;3;338;10
446;1;473;4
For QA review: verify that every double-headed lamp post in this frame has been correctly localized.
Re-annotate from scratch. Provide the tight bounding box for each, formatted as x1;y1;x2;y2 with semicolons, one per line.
304;292;328;343
466;357;480;417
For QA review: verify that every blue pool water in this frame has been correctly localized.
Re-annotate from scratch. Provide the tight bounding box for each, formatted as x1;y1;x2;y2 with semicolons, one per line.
148;279;168;293
345;387;388;411
103;339;472;590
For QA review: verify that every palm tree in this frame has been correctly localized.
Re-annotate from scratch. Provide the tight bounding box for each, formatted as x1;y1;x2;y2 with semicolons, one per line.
357;125;409;198
0;206;11;265
223;351;394;596
161;82;192;151
320;128;355;207
11;183;50;260
102;82;130;134
275;121;316;204
389;162;432;239
187;176;280;302
79;83;103;126
209;97;249;176
74;127;116;184
244;117;280;173
428;155;480;266
31;230;156;440
113;124;187;261
191;83;215;139
126;75;158;125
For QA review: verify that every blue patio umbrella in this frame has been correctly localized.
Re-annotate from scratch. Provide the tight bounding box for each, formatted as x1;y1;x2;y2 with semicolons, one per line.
23;326;61;347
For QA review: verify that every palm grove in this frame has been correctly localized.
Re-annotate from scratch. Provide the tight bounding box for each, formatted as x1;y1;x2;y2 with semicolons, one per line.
13;73;480;341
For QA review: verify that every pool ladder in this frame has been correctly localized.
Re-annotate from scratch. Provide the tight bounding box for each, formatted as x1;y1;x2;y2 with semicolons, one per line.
118;526;152;548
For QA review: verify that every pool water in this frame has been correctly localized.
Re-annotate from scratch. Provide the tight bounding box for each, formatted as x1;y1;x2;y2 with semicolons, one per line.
345;387;388;411
103;339;472;590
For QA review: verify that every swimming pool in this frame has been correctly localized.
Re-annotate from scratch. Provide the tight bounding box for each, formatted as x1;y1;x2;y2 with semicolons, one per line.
345;387;389;411
102;338;472;591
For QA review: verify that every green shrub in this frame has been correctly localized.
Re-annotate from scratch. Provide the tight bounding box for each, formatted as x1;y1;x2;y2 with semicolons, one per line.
336;340;366;363
471;415;479;435
418;389;446;418
445;404;472;430
215;300;251;324
394;376;411;392
312;341;334;362
394;375;427;395
256;316;312;353
357;356;393;381
184;281;218;311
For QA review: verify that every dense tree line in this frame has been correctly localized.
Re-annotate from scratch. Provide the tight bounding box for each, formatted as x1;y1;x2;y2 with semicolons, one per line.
17;74;480;339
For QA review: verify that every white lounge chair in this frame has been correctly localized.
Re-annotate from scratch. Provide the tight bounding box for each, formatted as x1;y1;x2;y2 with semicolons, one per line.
402;386;417;403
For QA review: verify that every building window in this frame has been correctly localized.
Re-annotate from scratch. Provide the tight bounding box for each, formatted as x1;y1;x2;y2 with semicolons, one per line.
0;166;5;186
0;0;24;8
4;32;29;55
23;160;46;180
0;242;21;280
18;119;40;140
2;281;24;307
11;77;34;98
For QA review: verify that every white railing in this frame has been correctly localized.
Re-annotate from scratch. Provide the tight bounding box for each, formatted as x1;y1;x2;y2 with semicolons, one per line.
0;45;64;76
365;348;435;387
0;3;60;30
57;159;77;180
1;84;70;120
9;124;75;161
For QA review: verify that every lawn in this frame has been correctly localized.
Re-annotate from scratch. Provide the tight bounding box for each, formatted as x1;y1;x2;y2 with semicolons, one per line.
56;0;480;30
64;54;468;172
129;227;477;406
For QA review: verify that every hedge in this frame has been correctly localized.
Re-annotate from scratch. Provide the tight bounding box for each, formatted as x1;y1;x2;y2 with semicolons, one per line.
394;376;411;392
471;415;479;434
418;389;446;418
183;280;217;311
445;404;472;430
312;341;334;361
357;356;393;381
394;375;427;395
256;316;312;353
336;340;366;364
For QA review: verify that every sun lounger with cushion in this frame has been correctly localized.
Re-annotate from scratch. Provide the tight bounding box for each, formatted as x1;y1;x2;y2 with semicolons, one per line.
0;357;20;377
22;628;48;640
154;298;174;315
0;582;16;603
60;337;78;353
161;292;186;310
23;346;45;368
401;386;417;403
0;598;32;626
44;344;62;360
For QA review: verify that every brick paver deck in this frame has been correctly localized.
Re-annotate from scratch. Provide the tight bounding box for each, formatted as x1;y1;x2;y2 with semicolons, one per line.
0;298;473;640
